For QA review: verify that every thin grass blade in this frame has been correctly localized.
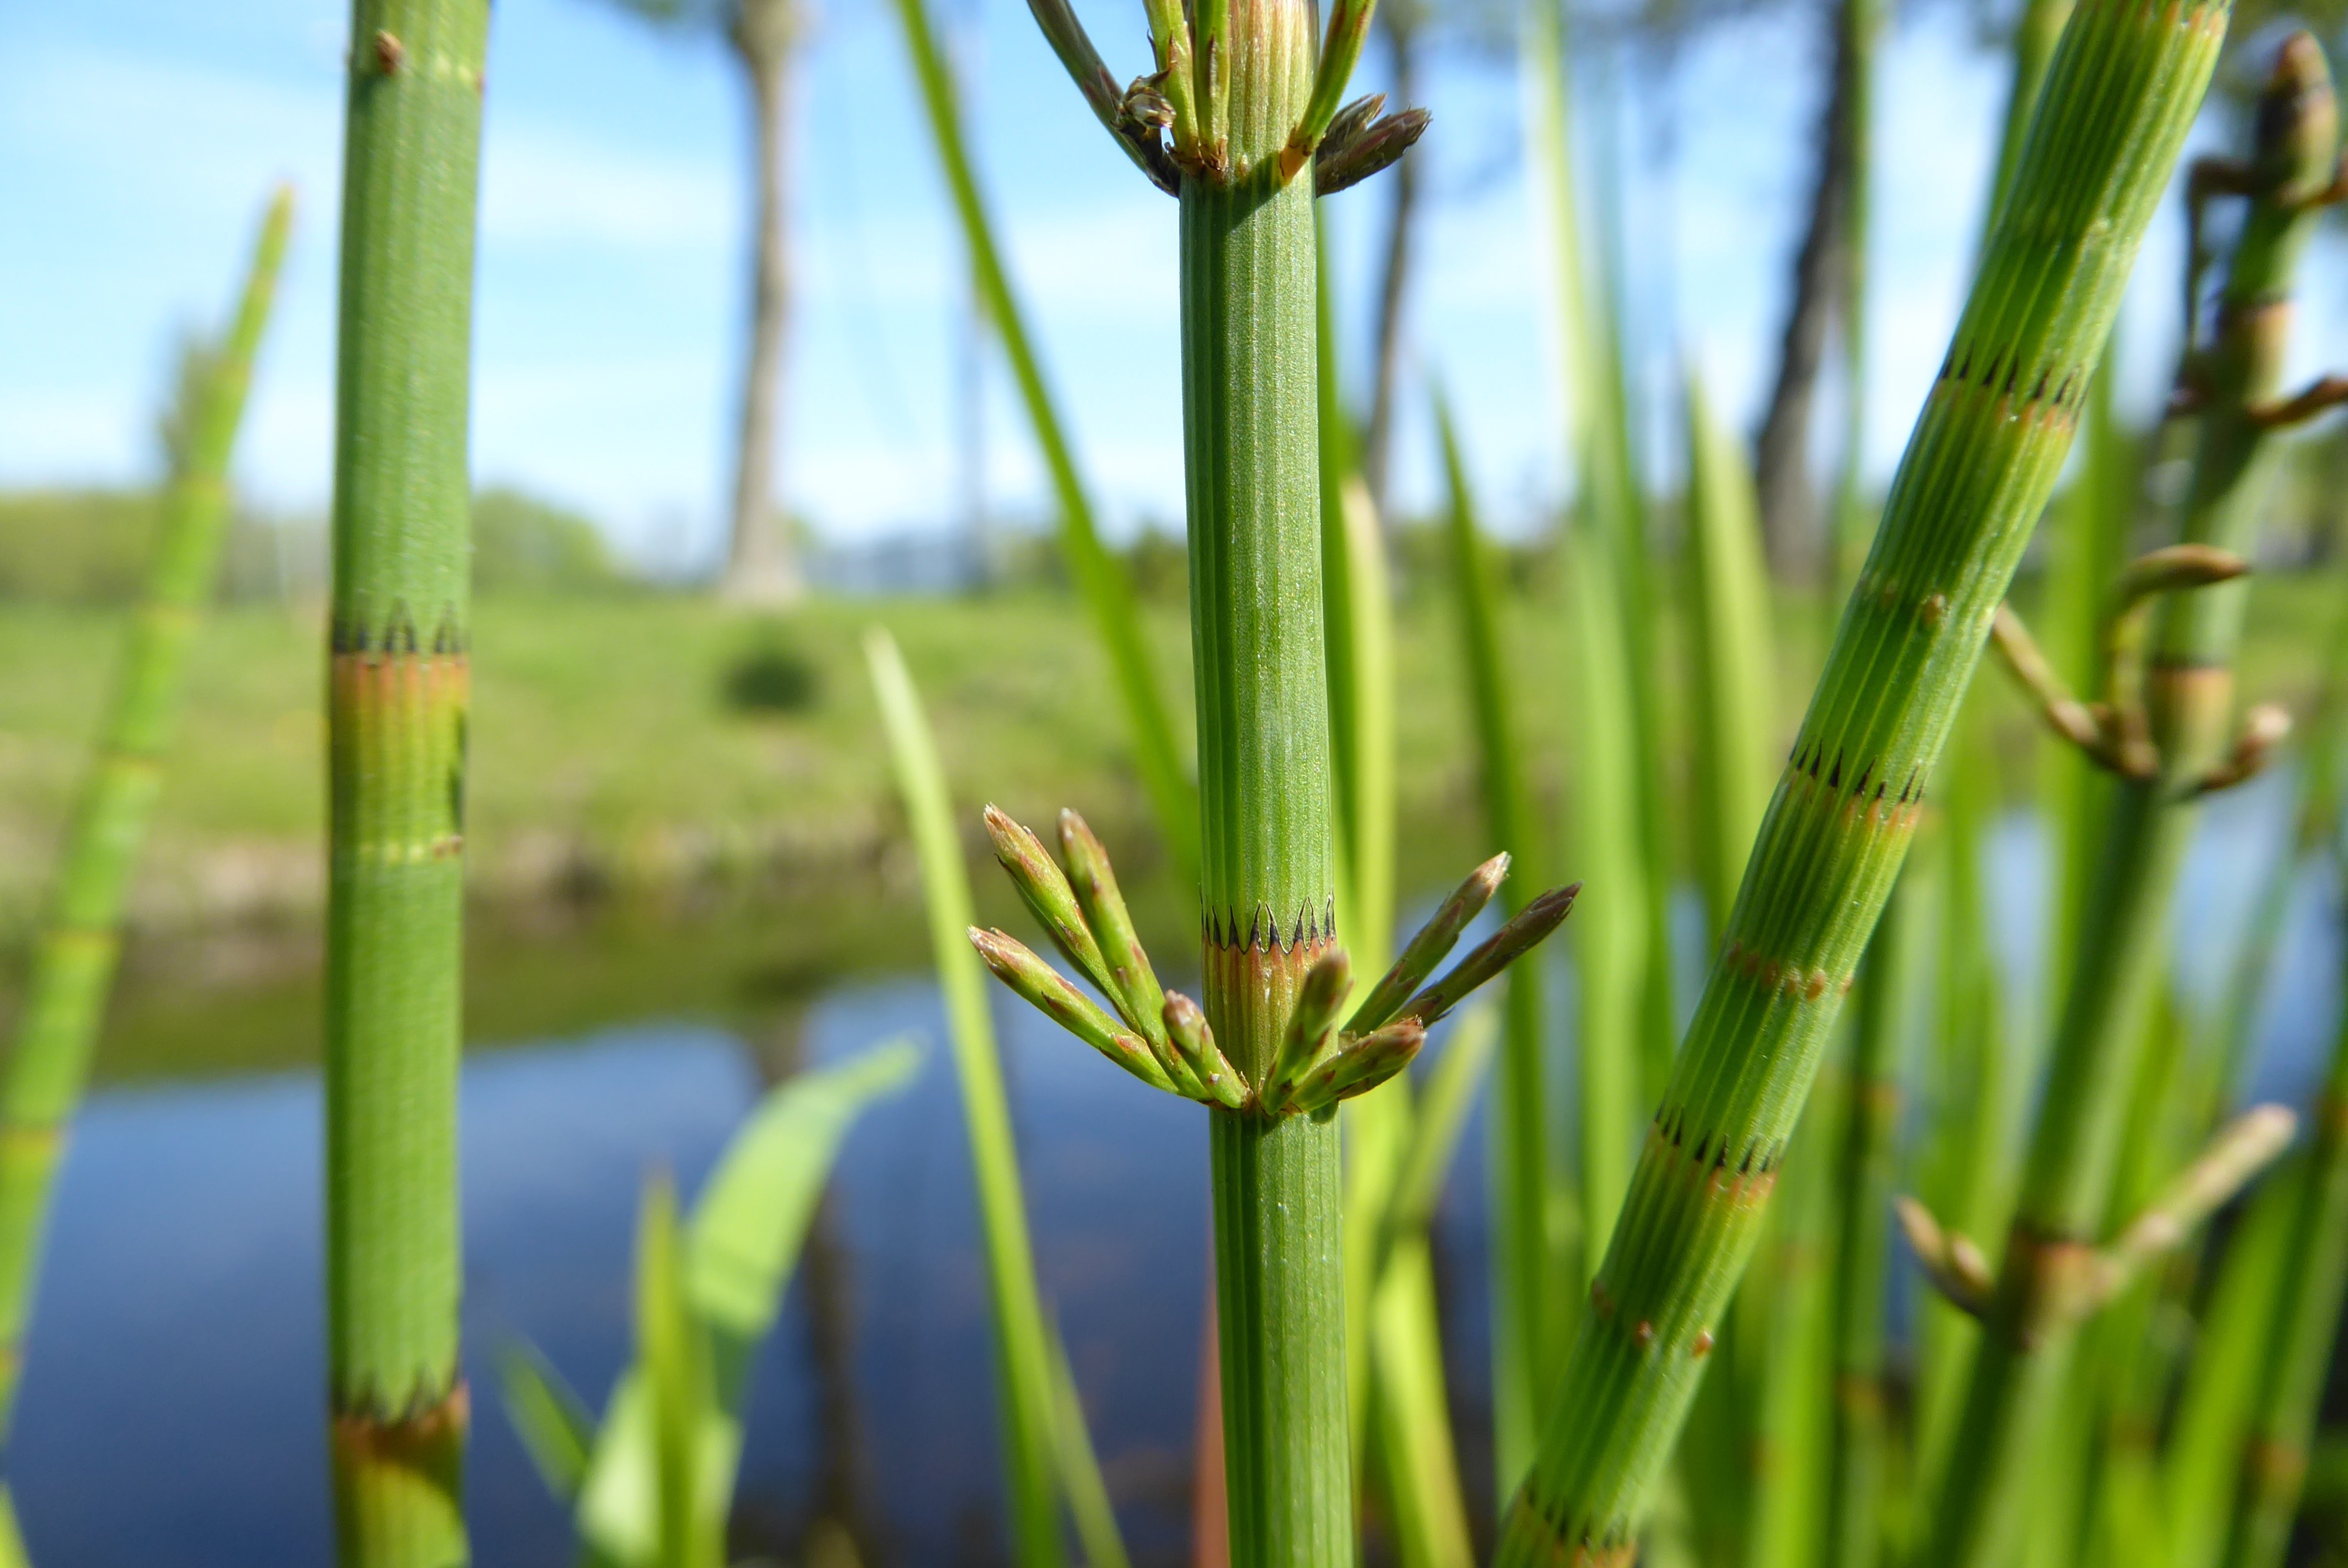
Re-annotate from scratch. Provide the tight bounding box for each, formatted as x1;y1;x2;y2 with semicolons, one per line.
867;628;1077;1568
886;0;1197;883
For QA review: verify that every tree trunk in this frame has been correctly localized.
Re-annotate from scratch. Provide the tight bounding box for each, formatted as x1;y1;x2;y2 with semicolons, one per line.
724;13;803;604
1752;0;1858;582
1360;8;1421;517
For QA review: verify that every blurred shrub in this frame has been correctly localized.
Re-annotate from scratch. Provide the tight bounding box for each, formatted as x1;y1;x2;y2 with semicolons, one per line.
721;621;822;715
0;484;632;604
0;489;161;603
473;487;630;596
1124;525;1189;603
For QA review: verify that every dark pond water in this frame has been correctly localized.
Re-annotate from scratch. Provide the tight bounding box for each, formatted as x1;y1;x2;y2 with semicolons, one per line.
8;775;2342;1566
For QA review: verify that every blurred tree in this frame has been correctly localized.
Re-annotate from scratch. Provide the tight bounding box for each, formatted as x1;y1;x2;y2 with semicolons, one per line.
594;0;807;604
1752;0;1871;581
1358;0;1516;518
1361;0;1428;513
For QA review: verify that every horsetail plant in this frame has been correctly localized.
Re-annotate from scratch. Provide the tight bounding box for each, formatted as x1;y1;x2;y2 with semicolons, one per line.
1824;874;1924;1568
0;186;291;1553
973;812;1574;1545
1492;0;2227;1558
2214;1038;2348;1568
1923;36;2345;1567
324;2;488;1560
984;0;1581;1557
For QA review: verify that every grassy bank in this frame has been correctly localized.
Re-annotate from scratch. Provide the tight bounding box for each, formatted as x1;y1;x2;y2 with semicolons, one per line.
0;571;2338;942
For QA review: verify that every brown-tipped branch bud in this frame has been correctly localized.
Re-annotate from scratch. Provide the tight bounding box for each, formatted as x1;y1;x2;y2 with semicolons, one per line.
2192;701;2293;796
1895;1195;1993;1319
1266;949;1354;1105
1314;104;1431;197
2251;373;2348;428
969;927;1175;1093
2101;549;2252;763
1119;75;1175;133
2112;543;2251;613
2085;1104;2298;1311
1024;0;1180;194
1283;1019;1426;1116
1398;882;1579;1028
1164;991;1247;1109
1990;604;2114;765
983;805;1116;1000
1055;810;1170;1050
1323;93;1384;151
1348;853;1508;1032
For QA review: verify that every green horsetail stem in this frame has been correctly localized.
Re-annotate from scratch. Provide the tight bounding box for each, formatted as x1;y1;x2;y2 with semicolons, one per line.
1924;36;2334;1568
1008;0;1453;1542
1493;1;2222;1559
1180;4;1351;1549
1824;875;1921;1568
1988;0;2080;229
2217;1042;2348;1568
0;188;291;1472
324;3;488;1561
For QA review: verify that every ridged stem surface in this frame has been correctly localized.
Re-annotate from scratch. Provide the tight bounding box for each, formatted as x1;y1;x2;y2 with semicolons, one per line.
2217;1018;2348;1568
325;4;488;1562
1494;2;2221;1557
0;194;289;1464
1182;1;1349;1557
1824;872;1912;1568
1924;40;2329;1567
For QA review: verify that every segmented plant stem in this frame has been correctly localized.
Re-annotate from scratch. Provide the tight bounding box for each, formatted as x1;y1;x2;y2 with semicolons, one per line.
1824;875;1914;1568
2216;1031;2348;1568
1183;0;1350;1556
1987;0;2079;231
325;4;488;1561
1925;41;2329;1568
1493;2;2221;1557
0;189;291;1460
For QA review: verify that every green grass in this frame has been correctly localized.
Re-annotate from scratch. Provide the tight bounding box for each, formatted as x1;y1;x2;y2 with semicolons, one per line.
1;569;2339;943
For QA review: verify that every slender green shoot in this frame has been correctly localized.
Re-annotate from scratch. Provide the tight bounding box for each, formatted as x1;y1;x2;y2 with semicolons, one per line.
2217;940;2348;1568
323;4;491;1560
1682;370;1780;945
1926;39;2342;1567
0;188;291;1486
868;629;1078;1568
1494;0;2225;1555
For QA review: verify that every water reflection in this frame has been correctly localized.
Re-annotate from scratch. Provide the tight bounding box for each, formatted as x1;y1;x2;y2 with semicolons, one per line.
6;783;2342;1565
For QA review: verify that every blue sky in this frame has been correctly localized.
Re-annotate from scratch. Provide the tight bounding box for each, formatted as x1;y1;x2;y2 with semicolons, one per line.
4;0;2340;570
